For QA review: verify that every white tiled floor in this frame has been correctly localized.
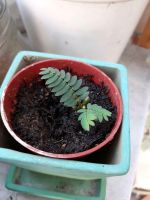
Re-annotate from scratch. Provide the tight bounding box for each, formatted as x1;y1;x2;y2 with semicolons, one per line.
0;44;150;200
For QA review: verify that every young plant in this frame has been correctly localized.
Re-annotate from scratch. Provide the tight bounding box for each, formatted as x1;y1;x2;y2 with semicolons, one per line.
39;67;112;131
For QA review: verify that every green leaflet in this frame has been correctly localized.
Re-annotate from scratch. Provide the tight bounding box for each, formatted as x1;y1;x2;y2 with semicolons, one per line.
40;67;55;75
81;113;90;131
89;120;95;126
102;108;112;121
64;98;76;108
65;72;71;82
47;70;66;88
72;79;82;91
45;74;59;85
52;80;66;92
47;77;62;88
45;70;60;85
87;104;103;122
60;70;65;79
60;89;74;102
69;75;77;86
78;109;97;131
41;73;55;80
40;68;47;70
88;104;112;123
55;85;70;96
78;108;86;113
74;87;88;96
78;103;112;131
79;92;89;101
39;68;50;75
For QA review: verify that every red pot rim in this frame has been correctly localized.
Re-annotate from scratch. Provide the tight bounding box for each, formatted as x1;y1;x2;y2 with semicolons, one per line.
1;59;123;159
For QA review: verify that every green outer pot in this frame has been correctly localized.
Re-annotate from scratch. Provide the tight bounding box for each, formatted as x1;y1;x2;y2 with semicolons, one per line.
1;58;123;159
5;166;106;200
0;51;130;180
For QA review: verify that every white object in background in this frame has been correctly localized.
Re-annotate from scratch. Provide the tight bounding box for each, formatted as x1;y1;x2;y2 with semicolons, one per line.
16;0;149;62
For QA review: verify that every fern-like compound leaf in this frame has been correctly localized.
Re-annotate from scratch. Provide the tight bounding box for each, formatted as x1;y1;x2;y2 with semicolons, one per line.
39;67;89;108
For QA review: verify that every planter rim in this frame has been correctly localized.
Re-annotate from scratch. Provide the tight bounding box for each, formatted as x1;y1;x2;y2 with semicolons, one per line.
1;59;123;159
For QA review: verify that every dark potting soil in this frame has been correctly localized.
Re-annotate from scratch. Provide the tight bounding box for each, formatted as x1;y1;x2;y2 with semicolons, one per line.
11;75;117;154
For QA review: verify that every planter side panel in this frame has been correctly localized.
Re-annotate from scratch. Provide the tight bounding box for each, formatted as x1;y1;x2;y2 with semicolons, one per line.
0;51;130;179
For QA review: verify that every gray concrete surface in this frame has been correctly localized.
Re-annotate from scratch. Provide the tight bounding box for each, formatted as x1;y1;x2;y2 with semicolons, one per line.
106;44;150;200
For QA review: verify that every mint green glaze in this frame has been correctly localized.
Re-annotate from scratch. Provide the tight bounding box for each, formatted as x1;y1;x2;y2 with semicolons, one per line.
0;51;130;180
6;166;106;200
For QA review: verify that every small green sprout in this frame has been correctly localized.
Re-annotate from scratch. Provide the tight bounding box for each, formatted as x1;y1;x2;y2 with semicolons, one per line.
77;103;112;131
39;67;112;131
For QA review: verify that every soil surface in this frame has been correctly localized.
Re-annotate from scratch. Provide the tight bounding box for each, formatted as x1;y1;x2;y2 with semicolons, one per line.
11;74;117;154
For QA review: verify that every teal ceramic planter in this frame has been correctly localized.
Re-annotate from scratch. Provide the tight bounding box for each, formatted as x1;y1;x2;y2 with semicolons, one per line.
6;166;106;200
0;51;130;181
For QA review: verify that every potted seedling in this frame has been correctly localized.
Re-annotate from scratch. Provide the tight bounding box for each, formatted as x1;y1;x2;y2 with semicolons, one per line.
1;59;122;159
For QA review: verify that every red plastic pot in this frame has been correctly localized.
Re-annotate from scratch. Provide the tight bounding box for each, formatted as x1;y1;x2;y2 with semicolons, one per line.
1;59;123;159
